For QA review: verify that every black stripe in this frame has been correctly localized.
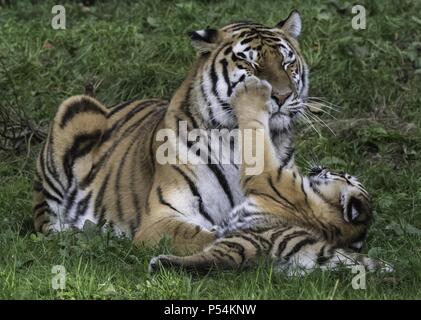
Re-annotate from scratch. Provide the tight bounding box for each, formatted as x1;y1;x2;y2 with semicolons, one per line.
33;202;48;220
64;187;78;218
309;181;341;212
226;233;265;254
257;30;278;37
191;225;202;238
230;74;246;90
172;166;214;224
200;79;220;128
72;191;92;224
34;207;48;219
212;248;237;265
95;172;110;223
224;46;232;55
114;131;141;222
270;226;292;242
245;232;272;251
227;23;264;32
131;141;143;233
157;186;182;214
317;220;331;241
101;101;158;144
107;99;137;117
275;230;309;256
240;35;258;45
207;164;235;208
45;133;65;193
210;43;232;103
300;65;306;95
63;130;102;183
42;189;62;204
247;190;294;212
200;135;236;208
39;144;64;199
220;58;232;96
242;175;254;187
316;245;330;265
300;175;309;204
148;112;165;172
277;165;283;182
283;238;317;262
281;146;294;166
33;201;47;213
268;176;298;211
181;86;200;129
60;97;106;128
218;240;246;264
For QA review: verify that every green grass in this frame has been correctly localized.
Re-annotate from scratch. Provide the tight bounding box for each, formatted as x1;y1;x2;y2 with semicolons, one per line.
1;0;420;299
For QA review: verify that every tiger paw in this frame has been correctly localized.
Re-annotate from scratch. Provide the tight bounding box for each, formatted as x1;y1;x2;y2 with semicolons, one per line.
362;256;395;273
230;76;272;123
210;225;225;238
148;255;173;274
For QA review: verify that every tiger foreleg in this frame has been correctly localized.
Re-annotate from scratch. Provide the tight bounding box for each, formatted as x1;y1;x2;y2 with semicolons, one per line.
148;233;261;274
318;248;394;273
275;242;393;276
230;76;281;175
148;253;224;274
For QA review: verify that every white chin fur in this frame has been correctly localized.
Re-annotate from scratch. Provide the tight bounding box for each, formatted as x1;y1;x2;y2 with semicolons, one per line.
269;113;293;132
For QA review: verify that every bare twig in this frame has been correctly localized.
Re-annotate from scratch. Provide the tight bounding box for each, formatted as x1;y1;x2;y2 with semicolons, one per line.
0;57;47;155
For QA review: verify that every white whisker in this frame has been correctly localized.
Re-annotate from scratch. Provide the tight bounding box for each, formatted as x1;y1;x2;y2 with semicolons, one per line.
306;97;342;111
305;109;336;136
305;101;340;113
300;111;321;137
302;103;339;120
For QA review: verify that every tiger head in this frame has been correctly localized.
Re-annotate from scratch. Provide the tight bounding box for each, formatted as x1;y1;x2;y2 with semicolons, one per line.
188;10;308;130
308;166;373;250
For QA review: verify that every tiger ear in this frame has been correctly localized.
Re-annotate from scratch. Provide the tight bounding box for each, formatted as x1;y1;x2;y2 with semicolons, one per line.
276;10;302;38
342;194;371;223
187;28;219;53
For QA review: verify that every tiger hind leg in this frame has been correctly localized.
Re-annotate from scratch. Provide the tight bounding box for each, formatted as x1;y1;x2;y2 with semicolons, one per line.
33;95;108;233
33;178;53;234
33;176;75;234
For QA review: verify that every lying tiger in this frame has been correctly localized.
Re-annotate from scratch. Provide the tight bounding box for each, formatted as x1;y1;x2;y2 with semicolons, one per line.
149;77;391;275
33;11;311;254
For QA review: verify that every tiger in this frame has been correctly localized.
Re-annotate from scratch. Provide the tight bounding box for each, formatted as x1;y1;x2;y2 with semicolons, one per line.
34;11;311;255
149;77;391;275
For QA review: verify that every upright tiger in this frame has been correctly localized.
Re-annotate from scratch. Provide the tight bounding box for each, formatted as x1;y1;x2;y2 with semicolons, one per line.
33;11;311;254
149;77;391;275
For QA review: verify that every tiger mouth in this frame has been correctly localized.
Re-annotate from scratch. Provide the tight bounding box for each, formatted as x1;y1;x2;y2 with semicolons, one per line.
270;99;303;118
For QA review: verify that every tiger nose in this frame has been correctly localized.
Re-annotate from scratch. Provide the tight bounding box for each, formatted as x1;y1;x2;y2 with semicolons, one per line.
271;92;291;106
